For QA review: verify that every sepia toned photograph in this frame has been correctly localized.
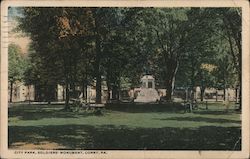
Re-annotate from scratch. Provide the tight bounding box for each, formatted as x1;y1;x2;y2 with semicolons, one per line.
1;0;249;159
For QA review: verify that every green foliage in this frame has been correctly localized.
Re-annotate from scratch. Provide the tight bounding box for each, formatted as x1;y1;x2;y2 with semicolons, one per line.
8;43;27;83
15;7;241;103
175;8;241;92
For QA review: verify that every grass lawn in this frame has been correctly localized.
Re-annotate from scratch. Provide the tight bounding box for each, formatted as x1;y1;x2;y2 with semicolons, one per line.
8;102;241;150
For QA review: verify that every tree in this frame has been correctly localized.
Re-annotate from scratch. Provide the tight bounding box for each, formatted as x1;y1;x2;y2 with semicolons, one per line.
212;35;236;101
176;8;241;103
18;7;97;108
128;8;191;100
16;7;241;107
8;43;27;102
220;8;241;108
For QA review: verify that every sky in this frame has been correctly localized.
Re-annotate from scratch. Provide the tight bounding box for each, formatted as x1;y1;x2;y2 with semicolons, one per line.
8;7;30;54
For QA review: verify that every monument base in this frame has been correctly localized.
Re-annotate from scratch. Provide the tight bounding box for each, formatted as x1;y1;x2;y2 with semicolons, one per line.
134;88;160;103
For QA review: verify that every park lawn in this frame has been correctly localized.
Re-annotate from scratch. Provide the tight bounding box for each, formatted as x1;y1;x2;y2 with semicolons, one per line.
8;102;241;150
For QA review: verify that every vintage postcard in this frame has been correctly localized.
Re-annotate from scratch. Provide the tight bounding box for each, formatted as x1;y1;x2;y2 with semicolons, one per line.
1;0;249;158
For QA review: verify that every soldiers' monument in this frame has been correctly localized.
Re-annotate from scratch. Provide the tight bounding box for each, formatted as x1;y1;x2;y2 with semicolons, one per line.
134;75;160;103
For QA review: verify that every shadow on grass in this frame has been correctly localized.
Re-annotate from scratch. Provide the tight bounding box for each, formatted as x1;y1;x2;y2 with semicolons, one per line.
9;103;241;121
9;124;241;150
9;104;187;121
8;104;106;120
154;116;241;124
105;103;185;113
193;110;235;115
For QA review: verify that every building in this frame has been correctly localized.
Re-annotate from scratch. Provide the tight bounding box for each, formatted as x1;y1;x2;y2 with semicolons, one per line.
8;82;107;103
8;82;35;102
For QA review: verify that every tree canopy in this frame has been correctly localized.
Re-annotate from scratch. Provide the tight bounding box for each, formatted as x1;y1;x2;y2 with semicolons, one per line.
14;7;242;108
8;43;27;102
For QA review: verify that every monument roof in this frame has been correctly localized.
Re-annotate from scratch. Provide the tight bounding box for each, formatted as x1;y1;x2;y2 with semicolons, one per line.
141;75;154;80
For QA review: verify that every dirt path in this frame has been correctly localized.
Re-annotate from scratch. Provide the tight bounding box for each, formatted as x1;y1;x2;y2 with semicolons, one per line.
10;141;66;150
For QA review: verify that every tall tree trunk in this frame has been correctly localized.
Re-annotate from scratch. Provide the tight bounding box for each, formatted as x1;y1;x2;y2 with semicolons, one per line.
65;83;70;110
216;89;218;102
81;81;88;101
118;80;121;101
46;84;53;105
165;61;179;100
235;87;238;103
82;82;86;99
28;85;31;104
190;60;196;102
62;85;65;101
95;35;102;104
107;87;110;102
112;86;119;100
238;75;241;111
10;81;14;103
63;49;71;110
238;87;241;111
165;83;172;100
95;70;102;104
71;83;76;98
223;88;226;101
200;87;205;102
72;54;78;98
92;10;102;104
106;80;111;102
85;84;88;102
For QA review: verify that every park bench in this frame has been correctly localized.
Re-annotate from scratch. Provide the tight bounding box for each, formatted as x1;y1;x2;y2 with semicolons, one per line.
70;98;105;112
182;100;198;113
